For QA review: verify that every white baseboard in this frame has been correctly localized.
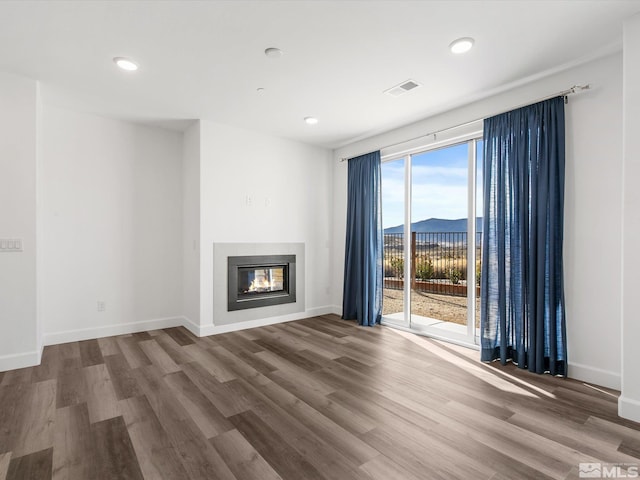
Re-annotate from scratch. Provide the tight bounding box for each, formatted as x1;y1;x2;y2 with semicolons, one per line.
181;315;201;337
192;305;336;337
568;362;621;390
43;316;184;346
0;348;43;372
330;305;342;316
619;396;640;423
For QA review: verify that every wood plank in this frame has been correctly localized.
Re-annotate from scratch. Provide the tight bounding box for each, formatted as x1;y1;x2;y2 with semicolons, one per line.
83;364;120;424
0;453;10;480
31;345;60;384
254;339;324;372
182;344;237;383
228;409;327;480
0;368;32;387
103;354;144;400
214;331;264;354
0;383;30;454
56;370;88;409
436;400;580;478
91;416;144;480
132;365;209;446
138;339;180;375
429;419;557;480
234;380;371;480
154;333;195;365
210;429;283;480
360;426;492;480
265;370;375;436
234;350;278;376
123;367;237;480
208;345;270;380
254;349;335;396
619;436;640;458
359;454;428;480
164;327;195;346
507;412;638;464
243;376;377;466
52;403;94;480
164;371;234;439
180;362;254;418
116;337;152;370
172;436;237;480
119;395;190;480
12;379;56;458
327;387;439;439
78;339;104;367
295;318;350;338
132;331;153;342
58;342;82;374
97;336;121;357
6;448;52;480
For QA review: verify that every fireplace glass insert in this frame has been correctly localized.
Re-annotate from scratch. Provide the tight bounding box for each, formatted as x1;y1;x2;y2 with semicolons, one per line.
227;255;296;311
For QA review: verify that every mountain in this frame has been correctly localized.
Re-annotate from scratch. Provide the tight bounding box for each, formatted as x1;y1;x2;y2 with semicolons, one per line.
384;217;483;234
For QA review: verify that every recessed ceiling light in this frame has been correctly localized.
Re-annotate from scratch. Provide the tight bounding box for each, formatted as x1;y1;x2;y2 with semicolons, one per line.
304;116;318;125
264;47;283;58
256;87;265;93
113;57;139;71
449;37;474;54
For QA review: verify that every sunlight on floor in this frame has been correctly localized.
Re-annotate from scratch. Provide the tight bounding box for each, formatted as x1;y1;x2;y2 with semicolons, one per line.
388;327;557;399
583;383;618;398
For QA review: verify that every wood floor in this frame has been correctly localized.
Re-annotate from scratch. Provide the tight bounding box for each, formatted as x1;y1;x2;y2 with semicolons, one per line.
0;314;639;480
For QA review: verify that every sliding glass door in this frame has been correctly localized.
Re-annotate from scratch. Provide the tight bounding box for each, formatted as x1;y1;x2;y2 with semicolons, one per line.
381;157;407;323
381;136;482;346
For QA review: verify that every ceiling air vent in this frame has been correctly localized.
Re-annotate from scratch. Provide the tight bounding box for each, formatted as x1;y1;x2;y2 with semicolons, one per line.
384;79;422;97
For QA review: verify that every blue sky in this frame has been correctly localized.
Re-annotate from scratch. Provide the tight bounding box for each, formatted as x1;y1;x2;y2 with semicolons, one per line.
381;141;483;229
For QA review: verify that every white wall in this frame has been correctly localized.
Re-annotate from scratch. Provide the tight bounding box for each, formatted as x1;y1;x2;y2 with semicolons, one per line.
196;120;334;332
333;53;624;389
620;13;640;422
564;54;623;389
41;106;184;343
0;72;40;370
183;121;200;326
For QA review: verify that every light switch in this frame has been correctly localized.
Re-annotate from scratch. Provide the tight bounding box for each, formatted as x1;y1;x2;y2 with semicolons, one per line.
0;238;23;252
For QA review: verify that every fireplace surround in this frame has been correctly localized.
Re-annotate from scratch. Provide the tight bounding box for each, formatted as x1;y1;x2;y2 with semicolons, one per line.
213;242;305;326
227;254;296;311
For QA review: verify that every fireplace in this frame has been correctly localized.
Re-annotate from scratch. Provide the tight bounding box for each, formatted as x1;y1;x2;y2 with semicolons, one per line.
227;254;296;311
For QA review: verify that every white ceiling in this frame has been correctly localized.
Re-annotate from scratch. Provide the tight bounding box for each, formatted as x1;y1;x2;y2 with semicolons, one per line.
1;1;639;149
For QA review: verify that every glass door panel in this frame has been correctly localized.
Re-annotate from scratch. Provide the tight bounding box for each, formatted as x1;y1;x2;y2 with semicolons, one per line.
409;144;469;338
475;140;484;335
381;157;407;324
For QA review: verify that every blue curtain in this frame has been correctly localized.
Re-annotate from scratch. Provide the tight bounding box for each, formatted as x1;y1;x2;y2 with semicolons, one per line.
342;151;383;327
480;96;567;376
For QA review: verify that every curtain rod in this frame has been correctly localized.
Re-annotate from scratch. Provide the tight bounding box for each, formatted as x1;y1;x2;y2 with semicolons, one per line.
339;84;590;162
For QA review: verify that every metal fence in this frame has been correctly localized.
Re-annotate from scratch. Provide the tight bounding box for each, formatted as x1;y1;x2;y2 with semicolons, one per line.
383;232;482;297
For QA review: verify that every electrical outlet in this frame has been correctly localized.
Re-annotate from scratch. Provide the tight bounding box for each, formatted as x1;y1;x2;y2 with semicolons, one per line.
97;301;106;312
